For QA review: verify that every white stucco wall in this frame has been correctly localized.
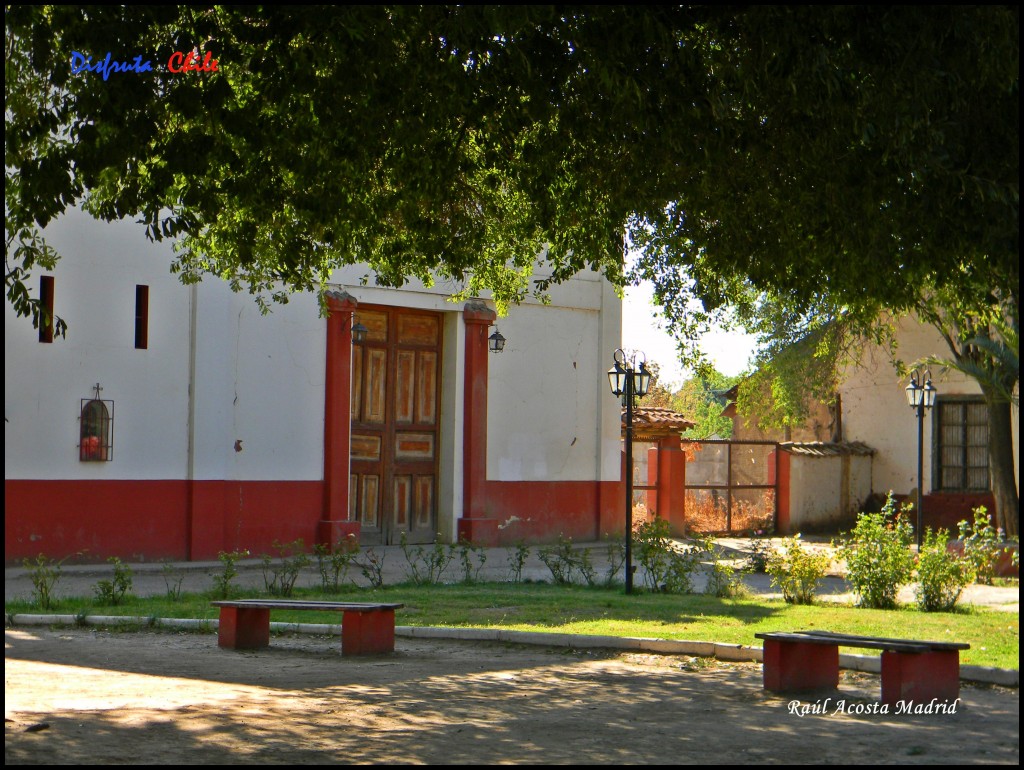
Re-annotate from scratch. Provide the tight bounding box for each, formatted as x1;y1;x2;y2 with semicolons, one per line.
838;316;1019;498
189;282;327;481
5;209;191;479
7;213;622;492
788;453;873;532
487;287;618;482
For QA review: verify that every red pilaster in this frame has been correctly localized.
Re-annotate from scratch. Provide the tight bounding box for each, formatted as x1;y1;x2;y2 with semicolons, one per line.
319;289;361;548
656;436;687;537
770;448;792;534
461;301;497;536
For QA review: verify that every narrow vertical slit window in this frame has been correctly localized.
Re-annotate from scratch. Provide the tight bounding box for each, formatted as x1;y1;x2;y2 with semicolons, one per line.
38;275;55;343
135;284;149;349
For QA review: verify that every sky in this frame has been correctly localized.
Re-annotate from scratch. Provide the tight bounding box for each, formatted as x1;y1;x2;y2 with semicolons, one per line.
620;280;757;390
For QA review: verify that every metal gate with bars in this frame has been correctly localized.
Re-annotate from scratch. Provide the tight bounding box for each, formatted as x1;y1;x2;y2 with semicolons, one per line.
681;440;778;533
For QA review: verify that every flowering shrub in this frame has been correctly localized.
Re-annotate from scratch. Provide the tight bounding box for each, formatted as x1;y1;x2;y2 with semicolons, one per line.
957;507;1004;586
634;518;701;593
765;536;830;604
915;528;975;612
835;493;914;609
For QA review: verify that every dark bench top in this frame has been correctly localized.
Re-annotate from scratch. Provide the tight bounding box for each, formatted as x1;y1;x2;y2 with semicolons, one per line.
755;630;969;654
212;599;403;612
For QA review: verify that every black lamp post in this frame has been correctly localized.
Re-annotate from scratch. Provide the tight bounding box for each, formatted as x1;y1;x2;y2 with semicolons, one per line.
607;348;652;594
905;369;937;548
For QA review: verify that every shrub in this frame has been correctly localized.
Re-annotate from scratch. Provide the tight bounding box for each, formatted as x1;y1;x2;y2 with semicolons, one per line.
93;557;133;605
836;493;915;609
602;536;626;587
765;536;830;605
260;539;310;597
22;554;66;611
746;535;774;573
915;528;975;612
313;537;360;592
400;533;454;585
211;549;249;598
355;547;386;588
957;507;1004;586
507;541;531;583
696;534;749;598
161;560;186;601
537;536;593;585
456;539;489;584
634;518;702;593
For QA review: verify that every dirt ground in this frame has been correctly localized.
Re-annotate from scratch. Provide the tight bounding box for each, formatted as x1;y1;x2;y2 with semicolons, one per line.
4;626;1019;765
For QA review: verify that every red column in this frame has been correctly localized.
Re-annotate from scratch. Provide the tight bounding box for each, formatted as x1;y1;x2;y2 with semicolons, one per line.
656;436;687;536
769;448;791;535
458;301;499;545
319;289;361;548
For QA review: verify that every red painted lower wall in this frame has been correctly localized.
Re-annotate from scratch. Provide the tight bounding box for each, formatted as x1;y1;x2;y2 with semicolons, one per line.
5;479;324;565
187;480;325;561
471;480;624;546
6;480;190;564
922;492;997;534
6;477;622;563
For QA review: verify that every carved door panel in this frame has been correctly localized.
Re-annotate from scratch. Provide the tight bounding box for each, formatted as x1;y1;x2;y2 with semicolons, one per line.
350;306;441;545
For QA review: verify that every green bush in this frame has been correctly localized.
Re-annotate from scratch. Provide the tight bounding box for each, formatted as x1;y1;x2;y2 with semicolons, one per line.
161;560;186;601
400;533;454;585
836;494;915;609
313;538;360;592
22;553;66;611
765;536;830;605
456;539;489;584
696;534;749;598
93;557;134;605
260;539;310;597
537;536;596;586
915;528;975;612
211;549;249;598
957;507;1004;586
506;541;531;583
634;518;702;593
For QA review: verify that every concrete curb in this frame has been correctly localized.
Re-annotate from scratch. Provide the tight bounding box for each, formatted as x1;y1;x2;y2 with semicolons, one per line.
6;613;1018;687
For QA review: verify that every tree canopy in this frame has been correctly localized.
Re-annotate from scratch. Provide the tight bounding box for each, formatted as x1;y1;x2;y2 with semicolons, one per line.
6;5;1018;339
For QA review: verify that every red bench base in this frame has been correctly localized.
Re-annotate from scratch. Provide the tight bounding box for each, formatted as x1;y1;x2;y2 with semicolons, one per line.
758;632;965;706
214;603;399;656
880;650;960;707
762;639;839;693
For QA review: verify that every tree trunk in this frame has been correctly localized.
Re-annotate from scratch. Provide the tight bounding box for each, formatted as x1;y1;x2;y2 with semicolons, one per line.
983;387;1018;538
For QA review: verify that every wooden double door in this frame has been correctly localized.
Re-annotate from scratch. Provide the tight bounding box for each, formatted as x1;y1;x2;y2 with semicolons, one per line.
350;306;442;544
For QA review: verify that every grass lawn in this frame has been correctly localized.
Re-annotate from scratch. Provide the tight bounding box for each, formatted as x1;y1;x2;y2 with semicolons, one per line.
6;582;1018;670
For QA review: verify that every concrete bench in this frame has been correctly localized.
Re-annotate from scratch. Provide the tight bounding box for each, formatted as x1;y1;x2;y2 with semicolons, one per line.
754;630;970;706
211;599;404;656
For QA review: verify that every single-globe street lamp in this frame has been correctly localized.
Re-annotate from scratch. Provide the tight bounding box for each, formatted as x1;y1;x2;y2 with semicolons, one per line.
608;348;652;594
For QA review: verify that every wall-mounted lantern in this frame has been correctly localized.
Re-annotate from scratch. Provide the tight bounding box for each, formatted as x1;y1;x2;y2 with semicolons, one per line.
488;327;506;353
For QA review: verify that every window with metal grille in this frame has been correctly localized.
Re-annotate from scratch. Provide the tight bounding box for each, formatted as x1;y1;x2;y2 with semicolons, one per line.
934;398;989;491
80;391;114;462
